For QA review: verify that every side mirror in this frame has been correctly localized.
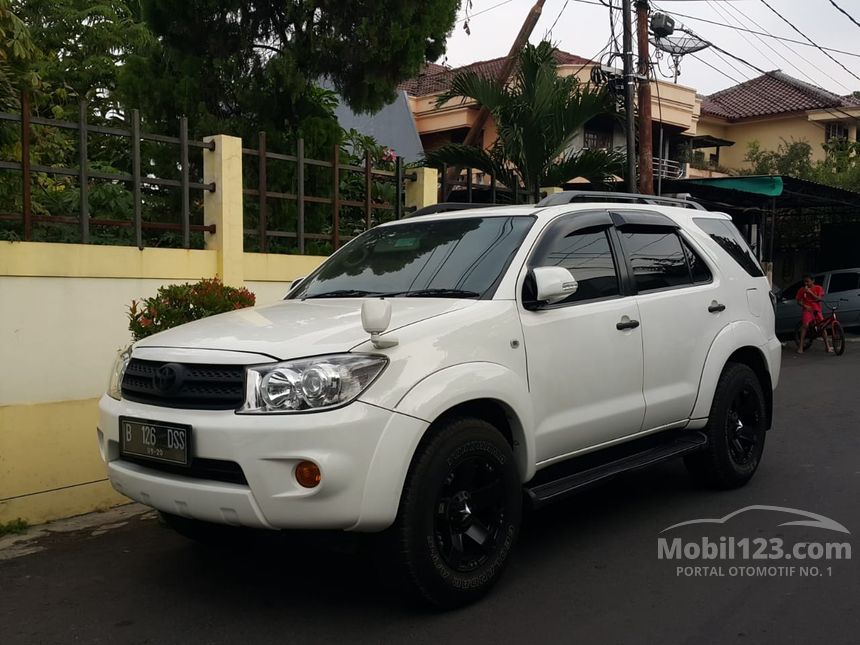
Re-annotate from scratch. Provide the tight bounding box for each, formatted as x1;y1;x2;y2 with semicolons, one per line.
531;266;578;306
361;299;398;349
290;276;305;290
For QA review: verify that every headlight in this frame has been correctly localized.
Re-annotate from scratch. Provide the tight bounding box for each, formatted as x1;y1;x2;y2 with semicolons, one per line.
107;346;132;400
239;354;387;414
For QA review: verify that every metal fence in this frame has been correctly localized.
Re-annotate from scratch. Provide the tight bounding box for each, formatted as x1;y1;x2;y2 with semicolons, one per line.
241;134;408;254
0;94;216;248
437;163;528;205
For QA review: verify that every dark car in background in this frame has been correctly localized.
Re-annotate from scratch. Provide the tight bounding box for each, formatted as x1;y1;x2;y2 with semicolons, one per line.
774;268;860;338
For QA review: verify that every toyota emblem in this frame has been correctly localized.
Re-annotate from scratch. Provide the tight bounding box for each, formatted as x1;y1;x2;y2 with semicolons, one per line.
153;363;182;393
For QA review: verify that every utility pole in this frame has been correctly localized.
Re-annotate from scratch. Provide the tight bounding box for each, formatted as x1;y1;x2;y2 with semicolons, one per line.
622;0;637;193
461;0;547;149
636;0;654;194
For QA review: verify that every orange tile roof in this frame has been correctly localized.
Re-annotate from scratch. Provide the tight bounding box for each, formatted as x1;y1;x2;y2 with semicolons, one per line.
400;49;594;97
701;71;860;121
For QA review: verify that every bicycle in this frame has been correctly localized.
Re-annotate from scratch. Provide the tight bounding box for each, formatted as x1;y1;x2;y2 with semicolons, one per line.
794;300;847;356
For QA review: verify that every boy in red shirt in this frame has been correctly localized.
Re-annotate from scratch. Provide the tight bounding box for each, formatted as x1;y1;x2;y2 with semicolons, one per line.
796;274;832;354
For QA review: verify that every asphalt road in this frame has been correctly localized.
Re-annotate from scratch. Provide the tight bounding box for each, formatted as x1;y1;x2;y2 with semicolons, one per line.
3;346;859;645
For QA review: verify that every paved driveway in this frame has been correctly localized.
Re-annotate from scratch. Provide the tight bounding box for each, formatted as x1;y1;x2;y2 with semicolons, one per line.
2;346;858;644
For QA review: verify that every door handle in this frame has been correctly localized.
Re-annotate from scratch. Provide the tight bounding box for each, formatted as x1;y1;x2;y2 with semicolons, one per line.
616;319;640;330
708;303;726;313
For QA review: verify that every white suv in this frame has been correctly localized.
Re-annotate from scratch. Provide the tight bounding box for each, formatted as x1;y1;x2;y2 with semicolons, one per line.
99;192;781;607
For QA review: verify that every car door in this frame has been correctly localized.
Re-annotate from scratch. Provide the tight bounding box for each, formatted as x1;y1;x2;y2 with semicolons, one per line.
824;270;860;329
518;211;646;464
614;213;729;431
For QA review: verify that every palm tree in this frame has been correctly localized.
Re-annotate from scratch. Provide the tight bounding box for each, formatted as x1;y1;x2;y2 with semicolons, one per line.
424;41;625;202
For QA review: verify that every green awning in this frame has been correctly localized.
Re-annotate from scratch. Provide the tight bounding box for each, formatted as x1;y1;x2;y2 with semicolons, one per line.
686;175;784;197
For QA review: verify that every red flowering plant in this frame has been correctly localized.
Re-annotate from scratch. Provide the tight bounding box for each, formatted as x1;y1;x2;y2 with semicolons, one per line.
128;278;256;341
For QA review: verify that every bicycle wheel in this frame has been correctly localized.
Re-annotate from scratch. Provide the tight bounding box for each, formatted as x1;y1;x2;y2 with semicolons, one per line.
794;323;814;351
831;321;846;356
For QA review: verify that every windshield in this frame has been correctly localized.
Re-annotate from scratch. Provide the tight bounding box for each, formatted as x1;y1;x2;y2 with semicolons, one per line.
289;216;535;300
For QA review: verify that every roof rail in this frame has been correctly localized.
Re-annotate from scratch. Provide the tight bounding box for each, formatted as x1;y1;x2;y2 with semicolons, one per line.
536;191;706;211
406;202;500;218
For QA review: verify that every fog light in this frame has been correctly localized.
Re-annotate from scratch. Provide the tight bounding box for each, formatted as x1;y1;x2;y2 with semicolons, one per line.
295;460;321;488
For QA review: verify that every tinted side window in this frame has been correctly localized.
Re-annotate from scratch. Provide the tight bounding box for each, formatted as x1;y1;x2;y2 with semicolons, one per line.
781;281;802;301
827;272;860;293
694;218;764;278
533;226;620;303
681;238;712;284
621;229;691;292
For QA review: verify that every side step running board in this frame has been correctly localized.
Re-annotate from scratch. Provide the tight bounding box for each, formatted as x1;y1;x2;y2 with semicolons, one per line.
525;431;708;509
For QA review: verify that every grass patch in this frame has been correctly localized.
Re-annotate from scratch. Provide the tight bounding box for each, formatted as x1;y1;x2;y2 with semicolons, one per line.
0;518;29;536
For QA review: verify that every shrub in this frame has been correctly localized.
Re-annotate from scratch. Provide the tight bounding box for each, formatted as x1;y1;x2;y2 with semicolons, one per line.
129;278;256;341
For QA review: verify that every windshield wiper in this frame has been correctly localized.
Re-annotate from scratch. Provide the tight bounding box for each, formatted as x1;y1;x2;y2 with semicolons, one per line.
395;288;481;298
303;289;383;299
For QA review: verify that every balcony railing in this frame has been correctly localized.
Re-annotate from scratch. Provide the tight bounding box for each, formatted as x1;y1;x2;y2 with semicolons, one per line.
653;157;685;180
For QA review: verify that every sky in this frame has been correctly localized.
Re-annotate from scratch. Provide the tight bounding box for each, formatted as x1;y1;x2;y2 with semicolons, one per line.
438;0;860;97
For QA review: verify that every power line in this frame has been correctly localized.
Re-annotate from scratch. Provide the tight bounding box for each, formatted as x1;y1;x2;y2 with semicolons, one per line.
706;1;780;71
828;0;860;31
642;4;860;60
720;0;851;91
456;0;515;24
547;0;571;36
757;0;860;84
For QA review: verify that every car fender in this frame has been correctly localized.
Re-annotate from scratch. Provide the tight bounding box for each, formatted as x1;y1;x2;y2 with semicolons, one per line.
691;320;770;421
394;362;535;481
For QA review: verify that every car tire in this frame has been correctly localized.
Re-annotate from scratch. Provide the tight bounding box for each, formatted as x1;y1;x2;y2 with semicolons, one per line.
684;363;767;489
158;511;246;546
391;417;521;608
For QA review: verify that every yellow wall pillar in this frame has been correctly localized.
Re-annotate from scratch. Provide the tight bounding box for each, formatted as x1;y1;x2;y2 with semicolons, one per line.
405;167;438;211
203;135;244;287
540;186;564;199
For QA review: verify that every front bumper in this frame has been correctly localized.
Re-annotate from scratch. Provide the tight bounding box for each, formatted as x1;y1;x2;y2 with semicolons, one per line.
98;395;428;532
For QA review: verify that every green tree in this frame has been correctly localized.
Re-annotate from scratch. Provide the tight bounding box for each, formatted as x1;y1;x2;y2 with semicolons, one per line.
742;138;860;193
0;0;37;108
743;139;815;178
423;41;625;202
14;0;153;119
119;0;462;148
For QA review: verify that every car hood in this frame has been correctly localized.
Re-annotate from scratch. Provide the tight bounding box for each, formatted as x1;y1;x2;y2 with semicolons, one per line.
133;298;477;360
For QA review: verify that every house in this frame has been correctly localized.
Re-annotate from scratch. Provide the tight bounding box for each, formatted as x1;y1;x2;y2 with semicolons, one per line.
399;49;701;184
696;71;860;172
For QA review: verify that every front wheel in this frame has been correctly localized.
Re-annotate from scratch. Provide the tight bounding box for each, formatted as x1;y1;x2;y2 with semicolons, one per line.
392;418;521;608
831;321;846;356
685;363;768;489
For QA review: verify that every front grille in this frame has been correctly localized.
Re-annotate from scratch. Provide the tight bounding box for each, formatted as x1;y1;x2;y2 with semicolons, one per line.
121;456;248;485
122;359;246;410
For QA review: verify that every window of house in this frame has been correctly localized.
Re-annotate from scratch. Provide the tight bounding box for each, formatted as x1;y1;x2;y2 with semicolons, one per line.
826;122;849;141
583;129;613;150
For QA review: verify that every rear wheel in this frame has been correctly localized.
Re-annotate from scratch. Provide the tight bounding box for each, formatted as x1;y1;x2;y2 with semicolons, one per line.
794;323;814;350
392;418;521;608
831;321;846;356
685;363;767;489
